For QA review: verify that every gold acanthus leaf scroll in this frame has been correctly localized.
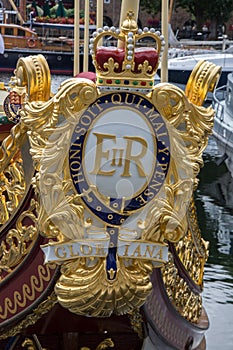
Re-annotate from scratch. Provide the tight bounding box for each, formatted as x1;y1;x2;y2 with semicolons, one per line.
140;83;215;243
151;83;214;176
20;78;98;169
20;79;98;242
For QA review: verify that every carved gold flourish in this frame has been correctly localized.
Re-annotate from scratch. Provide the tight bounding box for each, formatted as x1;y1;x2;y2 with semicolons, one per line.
141;81;215;244
0;198;38;277
151;83;215;176
185;60;222;106
174;198;209;286
0;156;26;225
128;308;144;339
22;336;47;350
0;123;27;175
0;121;29;227
81;338;115;350
142;180;191;243
20;79;98;241
20;78;98;170
22;338;37;350
55;257;153;317
12;54;51;102
0;263;56;320
0;55;52;225
21;336;114;350
0;292;57;339
161;252;202;323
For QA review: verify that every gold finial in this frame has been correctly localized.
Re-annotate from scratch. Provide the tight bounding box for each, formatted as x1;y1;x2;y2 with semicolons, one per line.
121;11;138;33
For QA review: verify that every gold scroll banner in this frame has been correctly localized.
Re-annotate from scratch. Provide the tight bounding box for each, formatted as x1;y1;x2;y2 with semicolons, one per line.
41;239;168;264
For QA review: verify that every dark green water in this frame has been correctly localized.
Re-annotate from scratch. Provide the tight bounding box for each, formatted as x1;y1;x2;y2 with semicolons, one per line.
196;137;233;349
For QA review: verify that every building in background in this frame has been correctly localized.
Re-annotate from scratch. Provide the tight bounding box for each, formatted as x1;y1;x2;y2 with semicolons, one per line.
1;1;233;40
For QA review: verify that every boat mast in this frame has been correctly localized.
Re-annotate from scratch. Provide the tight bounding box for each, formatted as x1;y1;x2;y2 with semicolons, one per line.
161;0;169;82
7;0;25;24
96;0;103;45
73;1;80;76
168;0;174;23
18;0;27;23
83;0;90;72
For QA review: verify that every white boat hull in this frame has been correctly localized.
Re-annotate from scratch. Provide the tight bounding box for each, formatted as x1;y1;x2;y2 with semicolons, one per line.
212;72;233;176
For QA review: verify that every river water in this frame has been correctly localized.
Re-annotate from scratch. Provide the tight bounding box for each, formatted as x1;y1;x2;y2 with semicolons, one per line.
196;136;233;350
1;73;232;349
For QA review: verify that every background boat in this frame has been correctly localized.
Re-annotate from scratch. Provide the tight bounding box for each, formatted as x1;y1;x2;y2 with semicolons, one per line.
0;22;95;75
157;46;233;86
212;71;233;175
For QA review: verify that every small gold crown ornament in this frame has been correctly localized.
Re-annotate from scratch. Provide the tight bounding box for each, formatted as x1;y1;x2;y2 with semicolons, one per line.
90;10;165;93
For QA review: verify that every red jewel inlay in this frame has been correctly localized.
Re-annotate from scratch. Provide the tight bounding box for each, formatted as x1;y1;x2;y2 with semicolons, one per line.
141;81;147;86
106;79;112;84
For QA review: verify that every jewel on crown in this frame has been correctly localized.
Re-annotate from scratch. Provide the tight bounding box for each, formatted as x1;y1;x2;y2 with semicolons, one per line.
89;10;165;93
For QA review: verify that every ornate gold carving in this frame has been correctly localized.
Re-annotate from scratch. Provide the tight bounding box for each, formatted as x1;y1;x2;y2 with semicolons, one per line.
81;338;114;350
22;335;48;350
55;257;152;317
6;51;218;320
142;83;215;245
161;252;202;323
0;154;26;225
12;54;51;102
20;78;98;171
128;308;144;339
0;263;56;320
0;198;38;277
22;338;37;350
151;83;215;175
0;292;58;340
185;60;222;106
0;54;51;190
174;198;209;287
0;123;26;175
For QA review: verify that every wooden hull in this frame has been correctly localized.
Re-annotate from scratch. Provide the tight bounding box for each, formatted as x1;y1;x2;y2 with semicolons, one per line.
0;306;143;349
143;270;208;350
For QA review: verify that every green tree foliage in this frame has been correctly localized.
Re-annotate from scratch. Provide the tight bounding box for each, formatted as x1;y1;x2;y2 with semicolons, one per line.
175;0;233;27
203;0;233;23
140;0;233;28
43;0;50;17
140;0;161;18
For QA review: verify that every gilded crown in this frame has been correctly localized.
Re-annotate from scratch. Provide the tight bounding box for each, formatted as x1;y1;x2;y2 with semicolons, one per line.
89;10;165;93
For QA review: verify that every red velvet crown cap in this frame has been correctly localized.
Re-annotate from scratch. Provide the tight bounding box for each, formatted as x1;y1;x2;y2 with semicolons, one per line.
96;46;159;73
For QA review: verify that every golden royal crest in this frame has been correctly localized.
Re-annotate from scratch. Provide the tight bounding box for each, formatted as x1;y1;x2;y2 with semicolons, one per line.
8;9;221;318
42;91;170;267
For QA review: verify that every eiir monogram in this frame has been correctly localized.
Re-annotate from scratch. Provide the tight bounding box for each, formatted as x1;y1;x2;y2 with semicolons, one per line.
69;92;170;222
90;133;148;177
